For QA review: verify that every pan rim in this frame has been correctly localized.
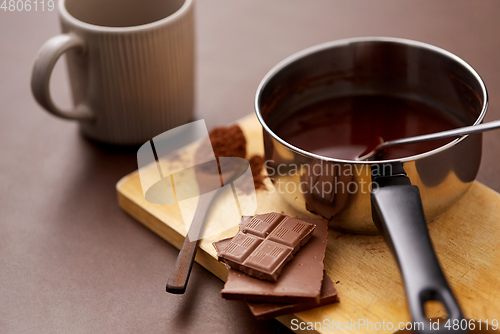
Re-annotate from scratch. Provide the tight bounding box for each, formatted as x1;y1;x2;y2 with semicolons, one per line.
254;36;488;165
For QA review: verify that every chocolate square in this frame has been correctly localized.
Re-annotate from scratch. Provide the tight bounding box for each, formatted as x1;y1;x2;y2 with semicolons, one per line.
267;216;315;251
242;213;285;238
242;240;292;280
218;232;263;264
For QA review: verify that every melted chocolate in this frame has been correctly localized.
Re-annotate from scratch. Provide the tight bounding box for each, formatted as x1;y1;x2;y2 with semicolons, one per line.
275;95;465;160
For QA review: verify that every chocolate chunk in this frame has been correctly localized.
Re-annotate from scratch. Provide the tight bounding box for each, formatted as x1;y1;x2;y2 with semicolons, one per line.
268;216;314;251
220;232;263;264
216;213;315;282
247;271;339;320
216;217;328;303
243;213;284;238
243;240;293;274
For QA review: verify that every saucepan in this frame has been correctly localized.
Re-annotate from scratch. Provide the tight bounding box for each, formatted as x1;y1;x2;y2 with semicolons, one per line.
255;37;487;333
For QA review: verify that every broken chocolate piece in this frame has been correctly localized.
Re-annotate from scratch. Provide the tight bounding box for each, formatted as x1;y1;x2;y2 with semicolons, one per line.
216;213;315;282
216;217;328;304
247;271;339;320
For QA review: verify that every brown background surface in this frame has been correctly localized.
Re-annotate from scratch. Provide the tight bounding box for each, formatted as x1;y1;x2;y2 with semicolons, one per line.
1;1;500;333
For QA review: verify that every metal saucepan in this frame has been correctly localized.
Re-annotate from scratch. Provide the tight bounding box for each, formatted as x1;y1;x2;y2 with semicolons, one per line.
255;37;487;333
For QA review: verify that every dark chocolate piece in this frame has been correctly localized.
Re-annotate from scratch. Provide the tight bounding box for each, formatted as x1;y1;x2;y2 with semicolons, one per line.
216;213;315;282
216;217;328;303
247;271;339;320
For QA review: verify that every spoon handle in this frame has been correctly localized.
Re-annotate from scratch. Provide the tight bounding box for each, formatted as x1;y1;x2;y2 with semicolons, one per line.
383;119;500;149
165;159;248;294
166;189;219;294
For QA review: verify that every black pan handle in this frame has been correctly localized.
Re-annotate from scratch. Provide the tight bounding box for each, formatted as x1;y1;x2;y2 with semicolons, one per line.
371;179;465;334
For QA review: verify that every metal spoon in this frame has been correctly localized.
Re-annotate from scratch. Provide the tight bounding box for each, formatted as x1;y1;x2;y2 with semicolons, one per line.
166;158;247;294
358;119;500;161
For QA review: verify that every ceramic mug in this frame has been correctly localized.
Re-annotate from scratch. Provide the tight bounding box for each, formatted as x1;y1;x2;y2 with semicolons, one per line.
31;0;194;145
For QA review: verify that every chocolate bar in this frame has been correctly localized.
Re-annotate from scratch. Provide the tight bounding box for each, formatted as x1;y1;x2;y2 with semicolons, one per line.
247;271;339;320
215;216;328;303
216;213;315;282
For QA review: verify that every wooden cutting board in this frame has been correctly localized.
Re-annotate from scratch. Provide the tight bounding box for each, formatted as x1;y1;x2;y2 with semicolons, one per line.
116;114;500;334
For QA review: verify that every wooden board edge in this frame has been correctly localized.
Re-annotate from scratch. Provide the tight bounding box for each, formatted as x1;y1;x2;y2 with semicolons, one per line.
474;180;499;196
117;187;229;282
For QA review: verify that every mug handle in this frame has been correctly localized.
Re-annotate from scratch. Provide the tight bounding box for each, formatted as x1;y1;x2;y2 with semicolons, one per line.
31;33;95;121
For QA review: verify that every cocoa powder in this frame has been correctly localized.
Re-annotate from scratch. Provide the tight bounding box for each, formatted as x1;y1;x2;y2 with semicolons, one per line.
208;125;247;159
204;125;266;191
248;155;265;190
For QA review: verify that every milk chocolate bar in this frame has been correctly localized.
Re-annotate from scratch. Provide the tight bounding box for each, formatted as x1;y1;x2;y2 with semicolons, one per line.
215;217;328;303
247;271;339;320
216;213;315;282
